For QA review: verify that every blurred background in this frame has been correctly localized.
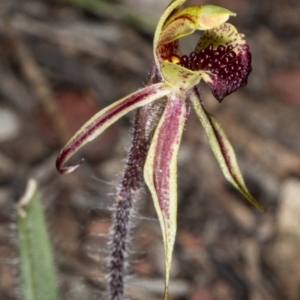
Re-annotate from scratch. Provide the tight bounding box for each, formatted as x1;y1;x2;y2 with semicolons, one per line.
0;0;300;299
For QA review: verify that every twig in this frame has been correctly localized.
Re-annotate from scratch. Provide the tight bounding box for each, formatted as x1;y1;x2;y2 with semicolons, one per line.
108;63;165;299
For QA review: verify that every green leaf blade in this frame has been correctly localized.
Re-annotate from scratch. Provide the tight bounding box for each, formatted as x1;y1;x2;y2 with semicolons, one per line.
17;180;59;300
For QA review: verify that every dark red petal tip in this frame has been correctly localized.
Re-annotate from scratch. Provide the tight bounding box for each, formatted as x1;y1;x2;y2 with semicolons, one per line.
56;152;84;174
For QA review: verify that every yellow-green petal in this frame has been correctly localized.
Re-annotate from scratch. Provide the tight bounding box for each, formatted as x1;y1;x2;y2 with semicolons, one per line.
144;95;187;299
190;90;264;211
159;5;235;46
56;83;171;174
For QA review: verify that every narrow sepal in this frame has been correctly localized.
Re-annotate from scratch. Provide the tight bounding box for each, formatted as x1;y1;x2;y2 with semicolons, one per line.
56;83;171;174
190;90;264;211
144;95;187;299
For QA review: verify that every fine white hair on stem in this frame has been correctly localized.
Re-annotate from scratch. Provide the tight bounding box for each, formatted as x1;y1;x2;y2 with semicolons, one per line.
90;175;115;186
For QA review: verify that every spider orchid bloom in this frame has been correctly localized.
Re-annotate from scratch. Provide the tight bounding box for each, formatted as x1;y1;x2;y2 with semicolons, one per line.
56;0;264;298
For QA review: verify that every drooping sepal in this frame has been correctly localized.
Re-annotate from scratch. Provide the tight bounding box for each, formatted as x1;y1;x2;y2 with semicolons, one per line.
193;23;252;102
144;95;187;299
56;83;171;174
190;90;264;211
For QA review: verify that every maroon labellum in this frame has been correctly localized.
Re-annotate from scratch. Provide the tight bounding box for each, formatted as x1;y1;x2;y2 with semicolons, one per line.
179;43;252;101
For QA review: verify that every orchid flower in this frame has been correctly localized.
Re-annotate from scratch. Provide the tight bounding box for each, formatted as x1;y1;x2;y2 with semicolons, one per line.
56;1;264;298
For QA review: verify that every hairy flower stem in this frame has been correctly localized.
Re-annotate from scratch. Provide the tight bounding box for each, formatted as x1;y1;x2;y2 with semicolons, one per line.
108;194;133;299
108;109;150;300
108;65;166;300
